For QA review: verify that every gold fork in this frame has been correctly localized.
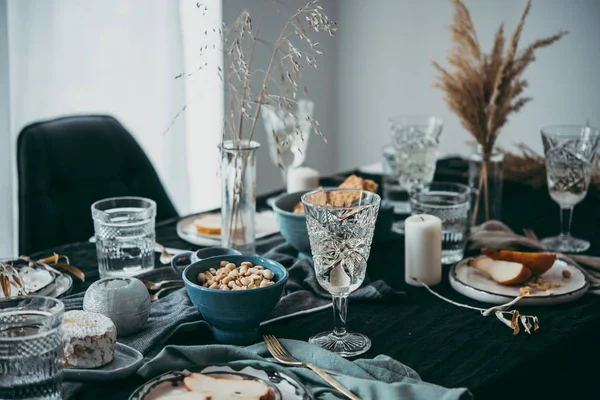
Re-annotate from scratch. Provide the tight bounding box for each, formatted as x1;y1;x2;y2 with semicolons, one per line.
263;335;360;400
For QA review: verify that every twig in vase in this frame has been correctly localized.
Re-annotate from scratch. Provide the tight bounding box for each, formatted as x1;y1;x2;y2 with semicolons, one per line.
166;2;335;244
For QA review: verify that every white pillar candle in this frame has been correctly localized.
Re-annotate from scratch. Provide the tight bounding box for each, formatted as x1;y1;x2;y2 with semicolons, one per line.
405;214;442;286
287;167;319;193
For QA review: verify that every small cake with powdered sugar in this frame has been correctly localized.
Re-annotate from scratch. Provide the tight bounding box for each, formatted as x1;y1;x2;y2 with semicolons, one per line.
62;310;117;368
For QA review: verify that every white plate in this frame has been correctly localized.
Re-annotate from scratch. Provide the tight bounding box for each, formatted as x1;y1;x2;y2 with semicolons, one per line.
129;364;313;400
177;211;280;247
450;258;589;306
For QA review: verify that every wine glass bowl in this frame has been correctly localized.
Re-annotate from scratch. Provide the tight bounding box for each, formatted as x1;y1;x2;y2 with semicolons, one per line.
260;99;315;185
388;115;443;233
301;188;380;357
541;125;600;253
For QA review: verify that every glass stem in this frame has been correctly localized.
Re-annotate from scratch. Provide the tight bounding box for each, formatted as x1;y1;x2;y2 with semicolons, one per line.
281;168;288;188
559;206;574;237
332;295;348;337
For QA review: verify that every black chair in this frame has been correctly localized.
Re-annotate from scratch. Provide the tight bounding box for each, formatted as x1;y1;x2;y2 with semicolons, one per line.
17;115;178;254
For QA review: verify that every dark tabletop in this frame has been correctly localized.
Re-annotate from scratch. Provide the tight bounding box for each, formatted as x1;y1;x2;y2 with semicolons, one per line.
46;158;600;400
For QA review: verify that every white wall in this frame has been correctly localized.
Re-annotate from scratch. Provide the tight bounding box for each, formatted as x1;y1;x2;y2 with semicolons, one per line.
8;0;191;214
335;0;600;171
222;0;338;194
0;0;14;257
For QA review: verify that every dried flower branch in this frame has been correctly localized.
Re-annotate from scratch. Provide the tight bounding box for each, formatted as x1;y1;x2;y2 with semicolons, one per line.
0;261;26;296
167;2;335;246
433;0;566;222
434;0;566;153
219;1;335;241
19;253;85;282
222;0;335;147
418;279;539;335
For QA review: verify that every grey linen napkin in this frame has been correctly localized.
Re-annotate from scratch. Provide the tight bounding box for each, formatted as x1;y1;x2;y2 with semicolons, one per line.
62;239;401;398
466;220;600;294
137;339;472;400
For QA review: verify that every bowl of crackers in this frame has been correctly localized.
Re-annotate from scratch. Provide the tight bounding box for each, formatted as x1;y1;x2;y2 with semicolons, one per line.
272;174;392;255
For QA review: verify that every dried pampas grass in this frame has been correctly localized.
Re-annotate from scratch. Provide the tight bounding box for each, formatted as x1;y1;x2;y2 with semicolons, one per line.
433;0;566;153
433;0;567;221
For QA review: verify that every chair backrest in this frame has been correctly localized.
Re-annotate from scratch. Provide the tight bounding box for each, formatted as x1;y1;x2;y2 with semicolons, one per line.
17;115;178;254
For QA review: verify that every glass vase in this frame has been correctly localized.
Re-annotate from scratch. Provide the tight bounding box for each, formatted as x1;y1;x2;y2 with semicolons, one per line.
468;146;504;226
220;139;260;254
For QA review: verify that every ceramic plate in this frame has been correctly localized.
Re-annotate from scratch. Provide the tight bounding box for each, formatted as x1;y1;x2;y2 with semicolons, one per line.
177;211;280;246
450;258;589;306
129;364;313;400
64;342;144;382
0;266;57;298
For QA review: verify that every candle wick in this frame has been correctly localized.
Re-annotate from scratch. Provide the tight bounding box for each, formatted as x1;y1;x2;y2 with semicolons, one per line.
419;216;425;222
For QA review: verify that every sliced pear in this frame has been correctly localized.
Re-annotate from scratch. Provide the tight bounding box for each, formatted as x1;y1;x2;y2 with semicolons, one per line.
184;373;270;400
481;248;556;276
469;256;532;286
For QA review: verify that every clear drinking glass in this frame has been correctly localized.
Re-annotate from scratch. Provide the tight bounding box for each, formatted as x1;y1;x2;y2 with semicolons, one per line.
388;115;443;233
410;182;471;264
541;125;600;253
220;140;260;254
92;196;157;278
0;296;64;400
302;188;380;357
382;145;410;214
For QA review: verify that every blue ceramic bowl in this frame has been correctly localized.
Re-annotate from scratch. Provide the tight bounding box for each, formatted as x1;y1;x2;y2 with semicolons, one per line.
182;255;288;345
272;190;395;254
272;190;312;254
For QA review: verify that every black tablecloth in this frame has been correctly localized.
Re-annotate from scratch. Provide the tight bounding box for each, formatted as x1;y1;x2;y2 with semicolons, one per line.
39;158;600;399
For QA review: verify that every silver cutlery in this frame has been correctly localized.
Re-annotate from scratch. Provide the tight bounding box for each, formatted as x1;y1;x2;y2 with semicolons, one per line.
149;284;184;302
141;279;184;291
155;243;176;265
263;335;360;400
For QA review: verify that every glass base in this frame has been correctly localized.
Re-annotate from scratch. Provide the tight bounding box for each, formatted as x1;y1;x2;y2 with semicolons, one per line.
441;249;464;265
392;220;405;234
541;234;590;253
309;331;371;357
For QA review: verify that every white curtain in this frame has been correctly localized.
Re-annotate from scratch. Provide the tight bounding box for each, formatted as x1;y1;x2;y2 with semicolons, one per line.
3;0;222;256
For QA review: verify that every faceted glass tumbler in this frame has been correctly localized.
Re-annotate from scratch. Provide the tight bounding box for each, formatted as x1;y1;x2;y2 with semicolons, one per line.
410;182;471;264
92;197;157;279
0;296;64;400
302;188;380;357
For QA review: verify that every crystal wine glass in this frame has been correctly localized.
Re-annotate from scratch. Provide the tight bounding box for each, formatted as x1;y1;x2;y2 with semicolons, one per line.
301;188;380;357
261;99;315;187
389;115;443;233
541;125;600;252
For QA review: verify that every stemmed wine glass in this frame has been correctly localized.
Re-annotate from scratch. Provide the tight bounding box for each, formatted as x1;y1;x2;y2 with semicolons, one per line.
261;99;315;187
301;188;380;357
388;115;443;233
541;125;600;253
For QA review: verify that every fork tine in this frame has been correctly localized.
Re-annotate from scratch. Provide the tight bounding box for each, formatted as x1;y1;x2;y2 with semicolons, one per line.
268;337;286;359
264;335;288;360
263;335;279;357
271;337;291;358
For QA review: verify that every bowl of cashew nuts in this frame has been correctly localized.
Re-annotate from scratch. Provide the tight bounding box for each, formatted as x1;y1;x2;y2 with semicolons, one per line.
182;254;288;345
